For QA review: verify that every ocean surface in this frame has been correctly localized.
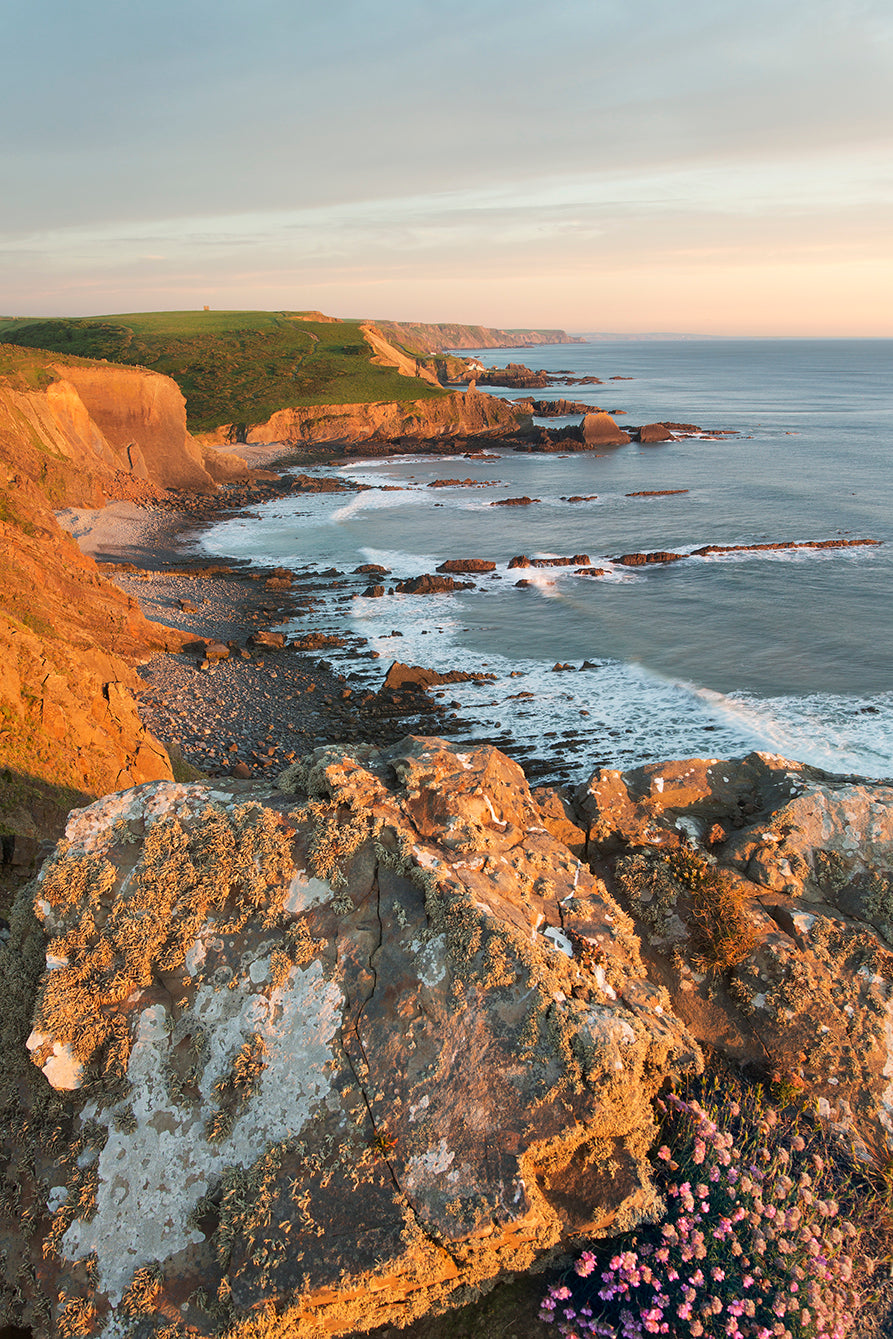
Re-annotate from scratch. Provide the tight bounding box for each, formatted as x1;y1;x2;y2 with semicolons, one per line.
200;338;893;785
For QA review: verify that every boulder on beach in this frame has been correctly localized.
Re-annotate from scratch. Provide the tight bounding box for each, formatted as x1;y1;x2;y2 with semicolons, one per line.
247;629;288;649
382;661;494;692
3;738;698;1336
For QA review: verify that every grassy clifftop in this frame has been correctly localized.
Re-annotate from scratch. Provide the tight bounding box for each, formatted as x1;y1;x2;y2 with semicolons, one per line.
375;319;584;355
0;310;444;433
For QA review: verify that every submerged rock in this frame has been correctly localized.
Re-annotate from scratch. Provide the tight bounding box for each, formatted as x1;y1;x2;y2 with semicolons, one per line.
1;738;698;1337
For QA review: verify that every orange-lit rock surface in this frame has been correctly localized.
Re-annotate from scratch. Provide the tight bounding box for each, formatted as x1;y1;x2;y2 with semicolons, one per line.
3;738;698;1337
200;387;526;447
576;752;893;1157
0;356;198;827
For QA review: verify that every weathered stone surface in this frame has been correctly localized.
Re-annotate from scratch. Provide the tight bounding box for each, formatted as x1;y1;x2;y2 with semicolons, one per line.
532;785;587;860
382;662;493;692
3;739;698;1337
575;752;893;1157
581;412;630;447
394;573;475;595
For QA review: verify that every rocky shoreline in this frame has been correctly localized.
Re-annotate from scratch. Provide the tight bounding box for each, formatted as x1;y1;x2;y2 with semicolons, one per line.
76;466;512;789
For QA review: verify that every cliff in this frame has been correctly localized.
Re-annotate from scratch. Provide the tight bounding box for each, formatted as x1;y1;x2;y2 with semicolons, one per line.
0;351;205;846
375;319;585;354
199;386;528;447
0;311;448;433
56;363;222;492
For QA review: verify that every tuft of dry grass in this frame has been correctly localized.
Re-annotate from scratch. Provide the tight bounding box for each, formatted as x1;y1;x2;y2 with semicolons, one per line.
665;847;758;975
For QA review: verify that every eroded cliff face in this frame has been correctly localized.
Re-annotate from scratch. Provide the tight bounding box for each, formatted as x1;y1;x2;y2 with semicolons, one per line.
55;363;219;493
0;362;199;842
200;387;527;447
374;320;584;354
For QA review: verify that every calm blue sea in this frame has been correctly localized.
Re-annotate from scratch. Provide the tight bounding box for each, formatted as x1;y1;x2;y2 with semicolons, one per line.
201;339;893;783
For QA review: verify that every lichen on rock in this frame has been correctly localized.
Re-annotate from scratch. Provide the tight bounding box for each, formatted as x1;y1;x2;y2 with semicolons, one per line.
2;737;702;1337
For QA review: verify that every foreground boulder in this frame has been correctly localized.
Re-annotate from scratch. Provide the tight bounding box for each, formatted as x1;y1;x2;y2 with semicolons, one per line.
1;738;698;1338
575;752;893;1156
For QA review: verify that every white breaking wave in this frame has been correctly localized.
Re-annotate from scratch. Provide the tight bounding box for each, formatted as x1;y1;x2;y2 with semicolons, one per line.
696;688;893;779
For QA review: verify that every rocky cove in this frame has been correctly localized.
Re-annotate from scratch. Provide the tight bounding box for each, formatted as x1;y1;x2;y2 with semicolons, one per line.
0;337;892;1338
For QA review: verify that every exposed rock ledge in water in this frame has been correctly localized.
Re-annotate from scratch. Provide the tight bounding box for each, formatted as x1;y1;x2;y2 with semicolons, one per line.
3;737;697;1337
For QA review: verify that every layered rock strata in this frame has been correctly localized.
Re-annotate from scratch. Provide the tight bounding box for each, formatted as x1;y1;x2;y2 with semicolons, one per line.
200;389;527;448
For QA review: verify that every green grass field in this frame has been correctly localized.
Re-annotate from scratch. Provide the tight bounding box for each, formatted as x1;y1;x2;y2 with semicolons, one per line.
0;310;445;432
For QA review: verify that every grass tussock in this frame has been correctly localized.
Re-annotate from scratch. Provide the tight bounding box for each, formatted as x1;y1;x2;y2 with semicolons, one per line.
664;848;758;976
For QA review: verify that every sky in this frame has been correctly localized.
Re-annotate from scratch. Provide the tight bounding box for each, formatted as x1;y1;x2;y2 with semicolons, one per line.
2;0;892;334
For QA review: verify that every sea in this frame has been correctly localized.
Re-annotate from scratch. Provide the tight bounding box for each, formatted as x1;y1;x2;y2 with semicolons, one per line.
199;338;893;786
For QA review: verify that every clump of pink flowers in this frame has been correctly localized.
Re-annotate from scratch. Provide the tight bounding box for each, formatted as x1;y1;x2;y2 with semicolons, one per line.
540;1080;863;1339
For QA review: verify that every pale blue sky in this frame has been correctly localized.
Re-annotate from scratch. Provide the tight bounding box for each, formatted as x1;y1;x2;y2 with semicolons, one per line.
2;0;892;332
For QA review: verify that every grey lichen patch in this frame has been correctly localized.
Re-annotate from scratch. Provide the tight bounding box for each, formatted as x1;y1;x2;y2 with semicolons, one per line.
615;853;683;933
60;958;345;1308
856;870;893;945
813;847;851;894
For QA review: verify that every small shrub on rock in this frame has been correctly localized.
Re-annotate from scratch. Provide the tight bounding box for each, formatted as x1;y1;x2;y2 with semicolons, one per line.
541;1076;877;1338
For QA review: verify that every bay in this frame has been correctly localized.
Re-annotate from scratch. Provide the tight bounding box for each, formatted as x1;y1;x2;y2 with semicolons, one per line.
200;338;893;783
